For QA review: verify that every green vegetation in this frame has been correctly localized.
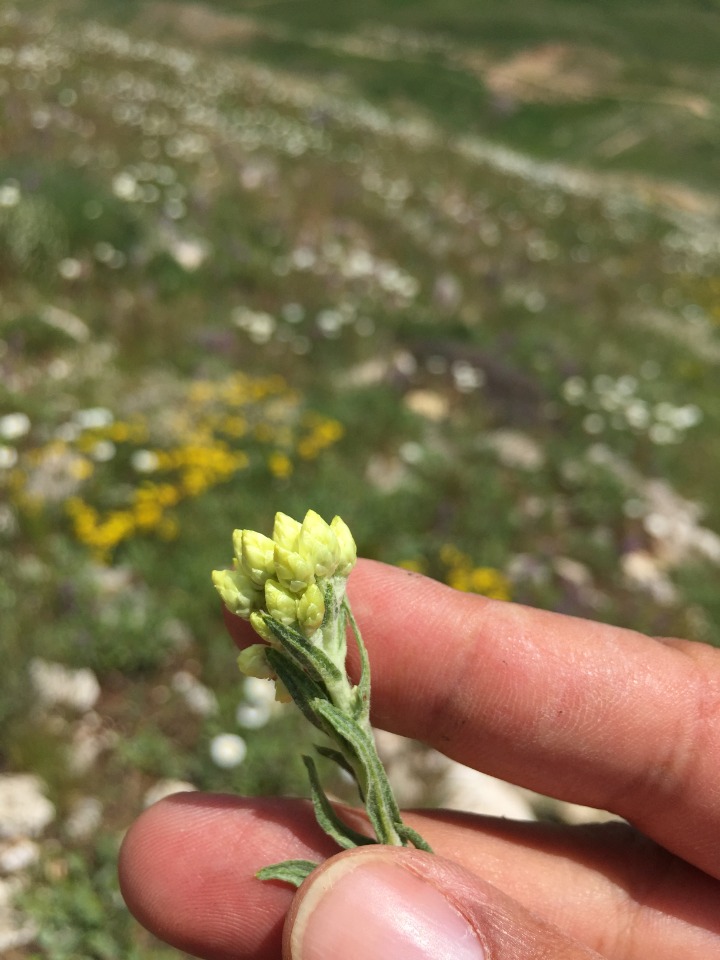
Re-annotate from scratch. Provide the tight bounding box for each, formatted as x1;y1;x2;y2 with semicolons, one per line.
1;1;719;956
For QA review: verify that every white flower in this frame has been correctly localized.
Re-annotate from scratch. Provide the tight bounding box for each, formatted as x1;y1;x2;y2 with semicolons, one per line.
0;412;30;441
0;445;18;469
112;171;139;201
235;701;272;729
74;407;113;430
0;181;20;207
58;258;83;280
131;450;160;473
209;733;247;769
90;441;116;462
170;239;209;272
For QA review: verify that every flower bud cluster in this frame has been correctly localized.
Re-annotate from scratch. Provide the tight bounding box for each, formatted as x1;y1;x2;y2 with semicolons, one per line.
212;510;357;688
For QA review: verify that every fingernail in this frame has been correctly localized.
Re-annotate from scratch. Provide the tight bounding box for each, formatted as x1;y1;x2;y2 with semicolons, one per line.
290;856;486;960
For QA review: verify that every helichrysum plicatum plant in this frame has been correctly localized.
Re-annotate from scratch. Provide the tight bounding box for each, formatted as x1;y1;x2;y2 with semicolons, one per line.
212;509;431;887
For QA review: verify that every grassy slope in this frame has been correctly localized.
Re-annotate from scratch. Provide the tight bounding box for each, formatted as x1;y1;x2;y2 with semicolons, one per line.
1;2;720;956
105;0;720;190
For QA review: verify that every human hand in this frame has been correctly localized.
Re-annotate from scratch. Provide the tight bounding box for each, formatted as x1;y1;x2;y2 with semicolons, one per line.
119;559;720;959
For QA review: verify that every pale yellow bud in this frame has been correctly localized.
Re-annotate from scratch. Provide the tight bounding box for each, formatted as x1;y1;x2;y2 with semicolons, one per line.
231;528;244;563
241;530;276;586
272;511;302;552
250;610;274;643
274;544;315;593
264;579;298;626
237;643;275;680
330;516;357;577
297;582;325;635
211;568;260;619
298;510;338;578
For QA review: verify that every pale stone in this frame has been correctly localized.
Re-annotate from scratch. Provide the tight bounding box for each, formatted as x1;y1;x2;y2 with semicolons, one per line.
144;780;197;808
29;659;100;713
0;775;55;839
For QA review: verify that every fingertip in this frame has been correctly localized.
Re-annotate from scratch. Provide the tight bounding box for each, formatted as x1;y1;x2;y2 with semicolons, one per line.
119;794;336;960
284;846;599;960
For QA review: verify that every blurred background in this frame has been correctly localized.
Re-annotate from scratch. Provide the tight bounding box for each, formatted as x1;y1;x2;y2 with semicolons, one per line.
1;0;719;955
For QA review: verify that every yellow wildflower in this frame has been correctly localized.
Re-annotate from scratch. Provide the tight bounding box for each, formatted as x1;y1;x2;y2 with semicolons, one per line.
268;452;293;479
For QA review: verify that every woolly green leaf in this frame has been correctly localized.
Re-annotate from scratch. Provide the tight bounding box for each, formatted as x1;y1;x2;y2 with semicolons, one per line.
396;823;434;852
256;860;319;887
264;614;343;686
302;755;376;849
312;699;402;844
266;649;330;732
314;744;365;800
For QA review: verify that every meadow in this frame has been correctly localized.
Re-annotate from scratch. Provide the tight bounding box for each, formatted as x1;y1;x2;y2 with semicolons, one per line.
1;1;720;956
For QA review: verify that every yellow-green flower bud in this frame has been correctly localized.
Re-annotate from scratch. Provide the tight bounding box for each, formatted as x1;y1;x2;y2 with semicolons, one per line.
231;528;245;562
330;515;357;577
237;643;275;679
272;511;302;552
274;544;315;593
297;582;325;635
241;530;276;586
250;610;274;643
265;579;298;626
211;568;260;619
298;509;339;578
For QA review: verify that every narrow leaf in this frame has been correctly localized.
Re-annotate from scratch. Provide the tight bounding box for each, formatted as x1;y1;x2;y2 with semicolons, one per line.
264;614;343;685
302;755;376;849
312;699;402;843
314;744;365;799
395;823;434;852
256;860;319;887
266;649;330;732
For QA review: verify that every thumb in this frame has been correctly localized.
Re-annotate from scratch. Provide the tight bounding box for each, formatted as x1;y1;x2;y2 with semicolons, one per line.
284;846;602;960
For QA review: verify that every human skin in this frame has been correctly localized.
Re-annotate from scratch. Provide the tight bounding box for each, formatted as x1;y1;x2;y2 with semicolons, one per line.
119;559;720;958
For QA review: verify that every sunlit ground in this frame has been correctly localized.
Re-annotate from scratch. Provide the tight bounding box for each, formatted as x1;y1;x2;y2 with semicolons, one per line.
1;3;719;955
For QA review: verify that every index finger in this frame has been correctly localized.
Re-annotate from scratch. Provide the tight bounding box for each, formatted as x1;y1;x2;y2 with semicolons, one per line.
227;559;720;879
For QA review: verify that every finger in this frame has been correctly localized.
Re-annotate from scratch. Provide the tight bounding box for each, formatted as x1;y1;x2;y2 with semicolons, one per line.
225;559;720;879
352;560;720;880
119;794;720;960
420;808;720;958
284;845;602;960
119;793;339;960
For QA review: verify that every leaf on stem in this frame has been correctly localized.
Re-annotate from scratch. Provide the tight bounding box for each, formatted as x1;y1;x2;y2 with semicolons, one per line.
396;823;434;852
266;649;330;732
314;744;365;800
312;699;403;844
302;755;376;849
264;614;343;686
256;860;319;887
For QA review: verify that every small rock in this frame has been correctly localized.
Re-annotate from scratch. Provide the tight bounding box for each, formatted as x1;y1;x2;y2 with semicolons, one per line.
0;839;40;874
0;775;55;840
144;780;197;808
65;797;103;840
29;659;100;713
439;764;537;821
